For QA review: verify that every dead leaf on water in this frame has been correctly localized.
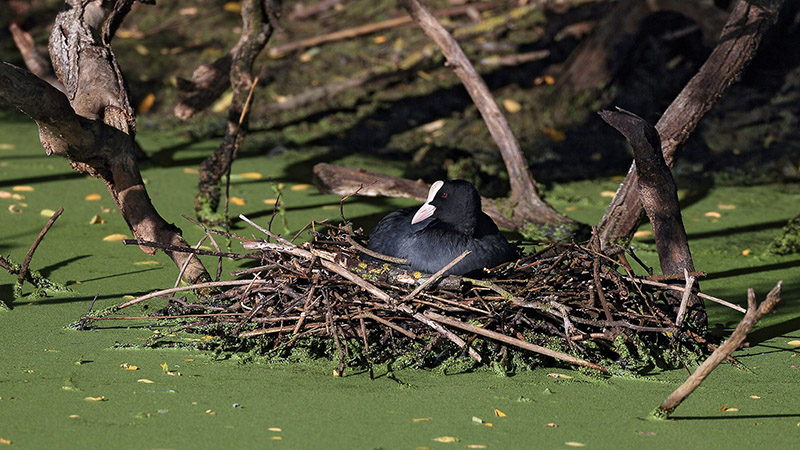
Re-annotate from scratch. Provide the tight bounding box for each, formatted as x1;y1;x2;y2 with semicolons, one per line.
133;261;159;265
238;172;263;179
704;211;722;218
542;127;566;142
373;35;388;44
85;396;106;402
211;91;233;112
741;249;751;256
183;167;198;174
179;7;198;15
750;395;761;399
502;98;522;114
0;143;16;150
40;209;56;217
0;191;11;198
546;422;558;428
600;190;616;198
787;340;800;347
411;418;431;422
120;363;139;370
565;442;586;447
229;197;246;206
271;437;283;440
223;2;241;13
633;230;653;239
103;234;128;242
268;427;282;432
717;202;737;210
13;185;34;191
432;436;459;443
547;373;572;379
137;379;154;384
138;93;156;114
494;408;507;417
467;445;487;449
0;437;10;445
290;184;313;191
88;215;104;225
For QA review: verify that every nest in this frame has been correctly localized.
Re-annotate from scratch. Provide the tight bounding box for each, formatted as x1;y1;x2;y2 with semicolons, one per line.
82;217;715;375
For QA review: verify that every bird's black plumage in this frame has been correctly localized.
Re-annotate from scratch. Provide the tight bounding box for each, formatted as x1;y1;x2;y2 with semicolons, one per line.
367;180;518;276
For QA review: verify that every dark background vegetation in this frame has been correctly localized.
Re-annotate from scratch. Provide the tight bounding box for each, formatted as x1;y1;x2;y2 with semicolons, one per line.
3;0;799;201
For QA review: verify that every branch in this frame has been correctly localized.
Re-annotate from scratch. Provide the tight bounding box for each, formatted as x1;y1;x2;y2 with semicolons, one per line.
597;0;786;249
398;0;571;227
653;281;782;419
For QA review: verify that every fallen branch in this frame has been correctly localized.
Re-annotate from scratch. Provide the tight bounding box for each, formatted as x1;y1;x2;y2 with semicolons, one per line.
653;281;782;419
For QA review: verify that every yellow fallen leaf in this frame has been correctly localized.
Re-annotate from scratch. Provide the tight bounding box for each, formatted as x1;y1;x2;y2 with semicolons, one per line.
565;442;586;447
89;215;104;225
750;395;761;399
223;2;241;13
290;184;314;191
717;202;737;210
432;436;459;443
103;234;129;242
373;35;388;44
40;209;56;217
183;167;198;174
704;211;722;218
411;418;431;422
0;143;16;150
467;446;487;449
8;204;22;214
184;359;195;362
546;422;558;427
137;379;154;384
68;414;80;418
271;437;282;441
502;98;522;114
534;75;556;85
120;363;139;370
116;28;145;39
238;172;263;179
0;437;10;445
138;93;156;114
494;408;507;417
13;185;34;192
788;340;800;346
179;7;198;15
719;403;729;411
547;373;572;379
133;260;159;265
421;119;445;133
229;196;246;206
212;90;234;113
741;249;751;256
600;190;616;198
263;198;278;205
268;427;282;432
725;408;740;412
0;190;10;198
543;127;566;142
204;409;216;415
634;230;653;239
84;396;106;402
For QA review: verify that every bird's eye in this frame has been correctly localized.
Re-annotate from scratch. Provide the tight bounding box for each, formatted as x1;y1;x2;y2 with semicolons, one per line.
441;193;447;198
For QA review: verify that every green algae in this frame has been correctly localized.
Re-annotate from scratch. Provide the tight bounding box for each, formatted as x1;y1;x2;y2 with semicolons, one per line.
2;119;800;449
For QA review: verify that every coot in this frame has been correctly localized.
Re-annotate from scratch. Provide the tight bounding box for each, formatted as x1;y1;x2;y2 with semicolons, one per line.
367;180;518;276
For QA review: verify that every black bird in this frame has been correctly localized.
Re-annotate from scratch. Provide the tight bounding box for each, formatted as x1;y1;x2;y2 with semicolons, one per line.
367;180;518;276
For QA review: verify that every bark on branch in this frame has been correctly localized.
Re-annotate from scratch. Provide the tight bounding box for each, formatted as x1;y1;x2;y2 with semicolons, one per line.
599;108;704;327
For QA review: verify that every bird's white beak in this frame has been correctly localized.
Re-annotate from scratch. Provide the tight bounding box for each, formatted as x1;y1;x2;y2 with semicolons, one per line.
411;203;435;224
411;180;444;224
